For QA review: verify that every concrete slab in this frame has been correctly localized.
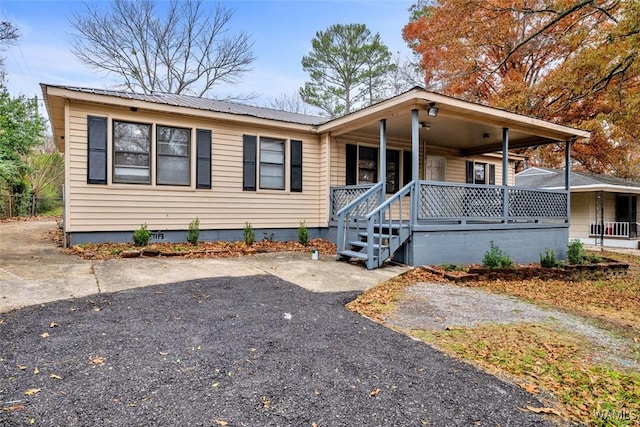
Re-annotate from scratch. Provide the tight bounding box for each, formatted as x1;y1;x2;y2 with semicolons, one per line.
0;220;408;313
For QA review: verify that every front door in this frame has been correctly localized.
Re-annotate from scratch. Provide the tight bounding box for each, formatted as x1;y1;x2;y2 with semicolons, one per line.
425;156;445;181
616;194;637;237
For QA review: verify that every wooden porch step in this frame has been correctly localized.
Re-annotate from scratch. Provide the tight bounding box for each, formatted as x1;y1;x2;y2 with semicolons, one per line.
349;241;387;249
338;250;369;260
358;232;395;240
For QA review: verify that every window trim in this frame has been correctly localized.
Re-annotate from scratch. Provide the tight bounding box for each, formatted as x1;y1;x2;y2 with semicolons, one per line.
156;124;191;186
112;120;152;185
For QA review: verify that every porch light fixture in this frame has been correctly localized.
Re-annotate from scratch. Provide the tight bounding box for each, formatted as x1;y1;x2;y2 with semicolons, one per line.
427;102;438;117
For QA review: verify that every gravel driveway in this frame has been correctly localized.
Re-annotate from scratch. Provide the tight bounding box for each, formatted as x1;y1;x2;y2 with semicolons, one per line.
1;275;551;426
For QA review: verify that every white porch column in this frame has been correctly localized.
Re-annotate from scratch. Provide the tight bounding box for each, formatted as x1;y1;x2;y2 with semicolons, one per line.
502;128;509;186
411;109;420;225
411;109;419;181
502;127;509;222
379;119;387;196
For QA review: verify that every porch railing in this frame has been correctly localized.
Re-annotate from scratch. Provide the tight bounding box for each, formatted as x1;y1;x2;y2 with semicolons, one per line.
330;183;375;220
335;182;384;254
418;181;568;222
589;221;638;238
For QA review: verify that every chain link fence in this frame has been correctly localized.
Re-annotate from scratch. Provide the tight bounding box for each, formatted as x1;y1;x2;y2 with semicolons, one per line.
0;193;63;219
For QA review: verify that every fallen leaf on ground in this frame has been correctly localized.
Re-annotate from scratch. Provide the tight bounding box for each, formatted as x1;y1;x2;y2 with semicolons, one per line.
369;388;381;397
2;404;24;412
33;367;39;375
17;365;26;370
261;395;270;408
40;332;49;338
50;374;62;380
525;406;561;415
89;356;105;366
25;388;41;396
519;383;539;394
212;420;228;426
49;322;58;328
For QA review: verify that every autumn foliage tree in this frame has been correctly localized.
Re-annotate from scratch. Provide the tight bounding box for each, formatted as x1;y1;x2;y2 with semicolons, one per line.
403;0;640;178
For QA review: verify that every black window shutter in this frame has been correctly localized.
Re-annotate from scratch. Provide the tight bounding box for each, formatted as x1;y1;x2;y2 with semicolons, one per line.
243;135;257;191
489;164;496;185
87;116;107;184
196;129;212;189
465;160;474;184
290;139;303;192
345;144;357;185
403;151;412;186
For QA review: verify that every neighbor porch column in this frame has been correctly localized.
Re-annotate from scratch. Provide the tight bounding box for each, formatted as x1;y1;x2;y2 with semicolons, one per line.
502;127;509;222
379;119;387;198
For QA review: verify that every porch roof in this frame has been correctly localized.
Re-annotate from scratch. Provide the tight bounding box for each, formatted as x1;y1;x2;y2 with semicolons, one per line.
516;167;640;194
318;87;590;155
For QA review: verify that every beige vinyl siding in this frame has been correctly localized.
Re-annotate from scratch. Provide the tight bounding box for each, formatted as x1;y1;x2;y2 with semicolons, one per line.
570;192;592;239
329;136;515;186
66;101;325;233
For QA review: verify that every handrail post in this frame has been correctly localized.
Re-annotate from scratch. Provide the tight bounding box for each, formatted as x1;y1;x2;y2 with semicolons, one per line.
416;180;420;230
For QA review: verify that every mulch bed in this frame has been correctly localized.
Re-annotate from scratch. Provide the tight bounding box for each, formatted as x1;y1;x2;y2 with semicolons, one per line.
424;259;630;282
66;238;337;260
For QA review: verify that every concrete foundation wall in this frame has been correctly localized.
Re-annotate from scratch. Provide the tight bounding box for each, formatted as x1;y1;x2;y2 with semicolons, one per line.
408;226;569;266
69;227;330;245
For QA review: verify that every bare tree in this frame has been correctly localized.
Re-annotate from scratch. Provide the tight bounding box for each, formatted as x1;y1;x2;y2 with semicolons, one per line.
69;0;255;97
0;21;20;80
267;92;314;115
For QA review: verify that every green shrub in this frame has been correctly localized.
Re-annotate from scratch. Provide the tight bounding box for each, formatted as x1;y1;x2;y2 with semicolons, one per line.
243;222;255;246
133;223;151;247
539;248;560;268
298;220;309;246
441;263;455;272
186;217;200;246
482;241;514;269
567;240;585;265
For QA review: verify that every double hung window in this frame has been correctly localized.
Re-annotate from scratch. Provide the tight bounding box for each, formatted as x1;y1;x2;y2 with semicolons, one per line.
157;125;190;186
113;121;151;184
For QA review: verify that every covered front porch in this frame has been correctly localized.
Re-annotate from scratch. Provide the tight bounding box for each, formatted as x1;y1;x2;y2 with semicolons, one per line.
318;88;589;269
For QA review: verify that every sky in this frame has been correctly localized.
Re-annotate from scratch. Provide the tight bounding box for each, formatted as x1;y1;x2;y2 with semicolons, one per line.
0;0;416;108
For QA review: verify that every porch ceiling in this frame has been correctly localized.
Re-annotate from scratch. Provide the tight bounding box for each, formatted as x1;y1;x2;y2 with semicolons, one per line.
348;112;557;155
320;88;590;155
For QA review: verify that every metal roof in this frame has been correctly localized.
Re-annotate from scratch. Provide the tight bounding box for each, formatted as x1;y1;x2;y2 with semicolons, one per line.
516;167;640;190
45;85;328;126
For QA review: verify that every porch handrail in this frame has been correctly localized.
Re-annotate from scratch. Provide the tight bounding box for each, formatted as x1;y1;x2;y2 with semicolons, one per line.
330;183;375;219
364;181;415;267
336;182;384;253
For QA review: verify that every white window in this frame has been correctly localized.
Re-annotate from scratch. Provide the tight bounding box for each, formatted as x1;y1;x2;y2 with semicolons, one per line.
260;137;285;190
157;125;191;186
113;121;151;184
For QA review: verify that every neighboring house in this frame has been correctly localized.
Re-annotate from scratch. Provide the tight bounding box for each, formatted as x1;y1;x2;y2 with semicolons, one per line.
41;85;589;268
516;167;640;249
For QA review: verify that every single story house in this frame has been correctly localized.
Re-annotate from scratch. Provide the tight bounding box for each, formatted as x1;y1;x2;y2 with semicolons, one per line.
516;167;640;249
41;84;589;268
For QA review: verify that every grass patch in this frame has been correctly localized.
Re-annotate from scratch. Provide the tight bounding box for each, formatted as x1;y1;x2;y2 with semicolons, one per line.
410;324;640;425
